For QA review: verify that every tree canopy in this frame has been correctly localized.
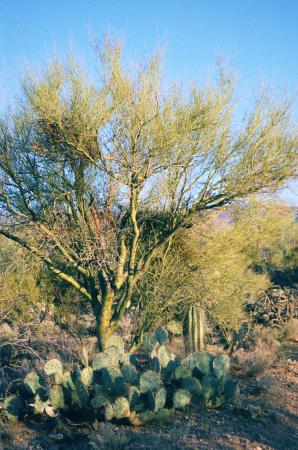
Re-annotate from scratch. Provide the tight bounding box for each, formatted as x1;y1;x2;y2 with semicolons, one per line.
0;40;297;348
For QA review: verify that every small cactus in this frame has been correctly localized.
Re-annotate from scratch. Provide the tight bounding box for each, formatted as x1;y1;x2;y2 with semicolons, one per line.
173;389;191;409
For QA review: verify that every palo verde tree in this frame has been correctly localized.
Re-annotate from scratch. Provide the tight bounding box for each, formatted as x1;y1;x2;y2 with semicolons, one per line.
0;40;297;349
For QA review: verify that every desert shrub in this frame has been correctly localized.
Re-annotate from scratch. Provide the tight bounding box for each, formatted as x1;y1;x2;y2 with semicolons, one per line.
233;326;281;378
278;318;298;342
1;330;239;425
0;237;49;323
135;215;270;346
233;202;298;286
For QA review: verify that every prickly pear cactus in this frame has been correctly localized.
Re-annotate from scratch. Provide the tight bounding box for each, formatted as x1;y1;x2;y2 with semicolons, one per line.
101;367;122;390
201;375;218;403
30;394;49;415
7;331;239;426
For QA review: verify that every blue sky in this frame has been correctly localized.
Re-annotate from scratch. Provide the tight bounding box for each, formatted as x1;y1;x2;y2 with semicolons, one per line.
0;0;297;204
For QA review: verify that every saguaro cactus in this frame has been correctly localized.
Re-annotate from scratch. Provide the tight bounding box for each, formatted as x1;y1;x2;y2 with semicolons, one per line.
184;305;207;353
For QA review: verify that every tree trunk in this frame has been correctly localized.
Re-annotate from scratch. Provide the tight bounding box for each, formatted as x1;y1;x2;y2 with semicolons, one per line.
92;290;115;351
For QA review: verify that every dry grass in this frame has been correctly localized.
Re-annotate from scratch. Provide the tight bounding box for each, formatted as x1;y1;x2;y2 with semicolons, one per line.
232;327;281;378
279;319;298;342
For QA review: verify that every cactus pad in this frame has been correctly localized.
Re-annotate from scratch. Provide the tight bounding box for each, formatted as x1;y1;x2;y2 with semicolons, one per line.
3;395;24;420
44;359;63;376
50;385;65;409
195;352;212;376
173;389;191;409
105;403;115;421
140;370;161;393
155;328;169;345
24;371;42;395
121;364;138;384
92;352;115;371
175;365;192;379
81;367;93;387
213;354;230;380
113;397;130;419
105;335;125;352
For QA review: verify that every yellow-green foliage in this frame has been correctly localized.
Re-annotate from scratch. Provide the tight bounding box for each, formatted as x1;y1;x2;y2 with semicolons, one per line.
233;201;298;276
137;209;271;337
138;202;297;339
0;237;47;322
